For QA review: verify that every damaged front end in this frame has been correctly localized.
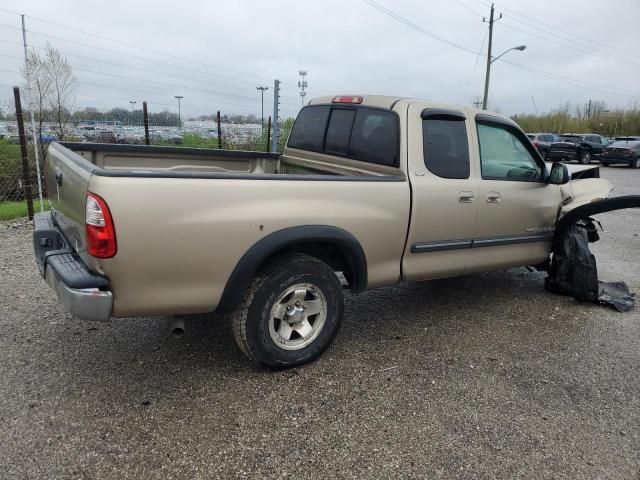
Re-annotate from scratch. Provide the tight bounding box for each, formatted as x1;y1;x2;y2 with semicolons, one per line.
546;193;640;312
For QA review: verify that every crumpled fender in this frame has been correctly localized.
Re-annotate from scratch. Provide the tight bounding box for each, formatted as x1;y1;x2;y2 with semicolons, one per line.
555;195;640;239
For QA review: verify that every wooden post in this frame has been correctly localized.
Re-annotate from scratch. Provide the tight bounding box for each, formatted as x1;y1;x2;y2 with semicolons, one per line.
143;101;150;145
217;111;222;149
266;116;272;153
13;87;34;220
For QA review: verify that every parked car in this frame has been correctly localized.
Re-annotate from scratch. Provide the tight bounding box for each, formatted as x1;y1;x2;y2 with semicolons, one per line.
526;133;557;159
35;95;617;368
548;134;608;164
614;136;640;141
600;140;640;168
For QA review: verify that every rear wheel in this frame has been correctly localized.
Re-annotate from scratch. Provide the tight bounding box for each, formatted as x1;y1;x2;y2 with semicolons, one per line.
632;158;640;169
579;151;591;164
232;253;344;369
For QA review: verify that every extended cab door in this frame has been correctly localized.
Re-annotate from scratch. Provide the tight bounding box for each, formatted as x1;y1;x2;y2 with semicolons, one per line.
402;104;479;280
469;114;562;271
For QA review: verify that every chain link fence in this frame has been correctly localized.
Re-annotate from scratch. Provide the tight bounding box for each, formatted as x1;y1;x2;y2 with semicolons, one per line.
0;100;294;222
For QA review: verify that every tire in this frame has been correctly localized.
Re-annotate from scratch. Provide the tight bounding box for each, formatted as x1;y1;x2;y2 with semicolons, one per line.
232;253;344;369
631;158;640;169
579;151;591;164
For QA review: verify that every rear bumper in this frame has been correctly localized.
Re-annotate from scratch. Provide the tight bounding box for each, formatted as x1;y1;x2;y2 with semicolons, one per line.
34;211;113;321
600;157;635;165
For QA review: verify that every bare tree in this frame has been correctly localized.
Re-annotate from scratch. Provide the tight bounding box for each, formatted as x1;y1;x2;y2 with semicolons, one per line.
21;44;75;150
44;45;75;140
22;49;52;161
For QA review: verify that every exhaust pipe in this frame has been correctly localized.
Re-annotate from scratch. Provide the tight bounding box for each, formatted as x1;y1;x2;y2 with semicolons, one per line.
170;317;185;338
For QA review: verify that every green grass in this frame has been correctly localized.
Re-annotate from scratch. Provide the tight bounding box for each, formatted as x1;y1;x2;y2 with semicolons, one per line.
0;200;48;221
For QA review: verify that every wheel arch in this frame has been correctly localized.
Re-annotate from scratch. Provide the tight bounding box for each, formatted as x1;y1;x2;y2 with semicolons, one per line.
215;225;367;313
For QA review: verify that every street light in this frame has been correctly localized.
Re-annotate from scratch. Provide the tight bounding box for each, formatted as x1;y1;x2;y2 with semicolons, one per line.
174;95;183;127
256;86;269;132
482;45;526;109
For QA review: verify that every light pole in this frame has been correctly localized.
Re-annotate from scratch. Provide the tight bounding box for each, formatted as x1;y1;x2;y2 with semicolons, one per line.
174;95;183;127
482;44;526;109
256;86;268;131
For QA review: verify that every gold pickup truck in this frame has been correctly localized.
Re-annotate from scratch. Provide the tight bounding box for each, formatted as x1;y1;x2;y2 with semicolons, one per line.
34;95;615;368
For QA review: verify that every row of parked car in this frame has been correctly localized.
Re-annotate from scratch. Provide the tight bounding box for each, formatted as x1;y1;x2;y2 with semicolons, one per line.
527;133;640;168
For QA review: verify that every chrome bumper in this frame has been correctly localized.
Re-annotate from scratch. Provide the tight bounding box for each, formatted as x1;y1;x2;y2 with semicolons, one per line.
44;265;113;322
34;211;113;322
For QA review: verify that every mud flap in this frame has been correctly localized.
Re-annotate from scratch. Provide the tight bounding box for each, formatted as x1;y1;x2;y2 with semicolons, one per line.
545;196;640;312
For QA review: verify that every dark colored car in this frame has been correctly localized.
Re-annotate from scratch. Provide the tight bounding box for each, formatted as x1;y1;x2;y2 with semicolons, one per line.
600;140;640;168
526;133;557;159
547;134;608;164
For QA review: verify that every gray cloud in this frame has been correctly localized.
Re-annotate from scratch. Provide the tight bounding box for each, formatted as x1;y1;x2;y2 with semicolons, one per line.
1;0;639;118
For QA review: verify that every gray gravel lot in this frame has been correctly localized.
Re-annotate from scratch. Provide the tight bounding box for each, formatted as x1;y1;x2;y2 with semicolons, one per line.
0;166;638;479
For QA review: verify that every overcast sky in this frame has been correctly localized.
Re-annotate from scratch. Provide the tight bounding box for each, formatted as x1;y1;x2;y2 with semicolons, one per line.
1;0;639;119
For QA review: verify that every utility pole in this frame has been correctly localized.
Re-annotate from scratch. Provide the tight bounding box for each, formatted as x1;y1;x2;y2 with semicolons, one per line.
587;99;592;119
256;86;268;132
174;95;183;127
482;4;501;110
298;70;308;107
271;79;281;153
21;14;44;212
473;96;483;109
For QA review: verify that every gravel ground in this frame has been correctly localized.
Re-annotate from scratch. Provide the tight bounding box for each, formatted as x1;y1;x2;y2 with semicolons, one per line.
0;166;638;479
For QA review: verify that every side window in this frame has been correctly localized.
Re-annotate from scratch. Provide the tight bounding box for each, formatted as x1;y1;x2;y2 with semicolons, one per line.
324;109;355;155
422;118;469;179
477;123;543;182
591;136;602;144
348;109;398;166
287;106;330;151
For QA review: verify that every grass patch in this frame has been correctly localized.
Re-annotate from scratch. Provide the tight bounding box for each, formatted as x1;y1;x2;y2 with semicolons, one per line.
0;201;48;221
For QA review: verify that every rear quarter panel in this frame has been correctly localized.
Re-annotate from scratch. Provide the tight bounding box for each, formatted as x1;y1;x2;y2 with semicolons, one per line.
87;175;410;317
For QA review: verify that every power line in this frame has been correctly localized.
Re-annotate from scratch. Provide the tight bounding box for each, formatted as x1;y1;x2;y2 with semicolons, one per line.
493;2;640;60
497;21;640;70
361;0;479;55
451;0;484;18
462;29;488;103
0;7;274;83
361;0;639;99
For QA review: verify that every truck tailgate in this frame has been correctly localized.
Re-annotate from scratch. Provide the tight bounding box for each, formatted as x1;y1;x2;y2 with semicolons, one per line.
46;142;96;261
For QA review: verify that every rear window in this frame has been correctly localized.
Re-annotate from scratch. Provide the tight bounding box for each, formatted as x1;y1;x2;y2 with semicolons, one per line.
287;106;330;151
287;105;399;167
610;141;640;148
559;135;581;142
324;108;355;155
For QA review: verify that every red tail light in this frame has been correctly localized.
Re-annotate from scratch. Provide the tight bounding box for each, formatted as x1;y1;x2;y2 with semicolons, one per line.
86;192;117;258
332;96;363;104
532;140;540;147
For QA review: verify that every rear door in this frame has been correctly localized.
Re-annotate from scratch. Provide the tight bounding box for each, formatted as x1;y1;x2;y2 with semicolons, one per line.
46;143;95;256
469;115;561;271
402;104;479;280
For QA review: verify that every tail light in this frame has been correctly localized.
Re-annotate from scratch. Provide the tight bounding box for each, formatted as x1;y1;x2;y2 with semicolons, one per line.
532;140;540;147
86;192;117;258
332;96;363;104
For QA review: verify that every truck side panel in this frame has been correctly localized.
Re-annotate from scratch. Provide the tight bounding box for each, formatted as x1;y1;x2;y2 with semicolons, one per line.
87;175;410;317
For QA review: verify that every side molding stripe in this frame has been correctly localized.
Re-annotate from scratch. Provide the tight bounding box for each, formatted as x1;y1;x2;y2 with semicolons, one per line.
411;232;553;254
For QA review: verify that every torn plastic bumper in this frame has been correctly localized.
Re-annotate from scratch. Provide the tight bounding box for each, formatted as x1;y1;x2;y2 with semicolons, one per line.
545;195;640;312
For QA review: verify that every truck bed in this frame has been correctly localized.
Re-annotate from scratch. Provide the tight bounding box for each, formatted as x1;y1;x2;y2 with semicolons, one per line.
59;142;401;179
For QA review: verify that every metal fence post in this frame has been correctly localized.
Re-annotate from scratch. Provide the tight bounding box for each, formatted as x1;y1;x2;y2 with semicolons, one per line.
13;87;34;220
266;116;271;153
143;101;150;145
271;80;280;153
217;111;222;149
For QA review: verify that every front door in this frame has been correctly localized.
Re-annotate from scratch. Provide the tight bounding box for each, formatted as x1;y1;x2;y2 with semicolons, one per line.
469;116;562;272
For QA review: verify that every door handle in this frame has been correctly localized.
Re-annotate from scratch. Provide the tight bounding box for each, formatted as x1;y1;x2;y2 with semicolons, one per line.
459;191;474;203
486;191;501;203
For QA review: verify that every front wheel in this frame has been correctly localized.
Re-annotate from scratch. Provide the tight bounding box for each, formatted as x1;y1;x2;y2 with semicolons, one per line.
631;158;640;169
232;253;344;369
579;151;591;164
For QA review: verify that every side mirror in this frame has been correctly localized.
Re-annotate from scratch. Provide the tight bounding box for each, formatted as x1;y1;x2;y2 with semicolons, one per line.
548;162;570;185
